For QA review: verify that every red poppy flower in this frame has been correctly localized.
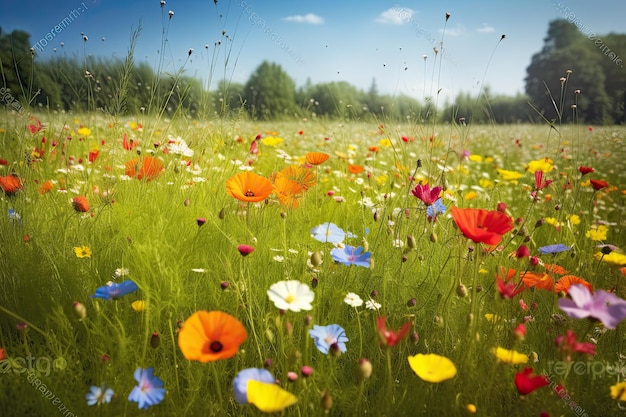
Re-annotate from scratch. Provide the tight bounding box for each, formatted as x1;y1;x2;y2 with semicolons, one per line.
376;317;412;347
497;277;524;299
578;166;594;175
178;310;248;362
122;133;138;150
0;175;23;195
589;179;609;190
450;207;514;245
554;329;596;360
411;183;442;206
514;367;548;395
72;196;90;212
88;149;99;163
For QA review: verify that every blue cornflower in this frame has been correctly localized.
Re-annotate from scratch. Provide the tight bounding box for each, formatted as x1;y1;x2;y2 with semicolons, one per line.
233;368;276;405
310;222;354;244
538;244;571;255
128;367;165;409
90;280;138;300
8;209;21;223
308;324;349;354
331;245;371;267
86;384;114;406
426;198;447;219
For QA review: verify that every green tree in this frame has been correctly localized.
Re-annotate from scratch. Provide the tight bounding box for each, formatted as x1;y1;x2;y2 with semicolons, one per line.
525;20;613;124
243;61;296;119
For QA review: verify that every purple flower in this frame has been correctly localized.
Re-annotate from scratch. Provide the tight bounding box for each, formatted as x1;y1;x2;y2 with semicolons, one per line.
309;324;348;354
233;368;275;404
411;183;442;206
538;244;571;254
331;245;371;267
90;280;138;300
558;284;626;329
128;367;165;409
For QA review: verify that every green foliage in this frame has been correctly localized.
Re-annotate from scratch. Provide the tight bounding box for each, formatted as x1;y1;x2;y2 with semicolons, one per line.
243;61;297;119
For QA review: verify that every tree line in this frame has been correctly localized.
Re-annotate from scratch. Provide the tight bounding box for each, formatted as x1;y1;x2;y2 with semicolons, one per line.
1;19;624;124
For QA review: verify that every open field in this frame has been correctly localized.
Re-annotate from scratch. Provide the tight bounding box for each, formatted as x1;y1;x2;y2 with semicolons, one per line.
1;111;625;416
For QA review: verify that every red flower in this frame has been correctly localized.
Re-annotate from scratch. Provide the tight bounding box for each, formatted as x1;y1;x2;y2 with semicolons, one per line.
376;317;412;347
534;170;552;190
88;149;99;163
578;166;594;175
450;207;514;246
0;175;23;195
497;277;524;299
411;183;442;206
589;179;609;190
237;244;254;256
554;329;596;361
122;133;138;150
72;196;90;212
514;367;548;395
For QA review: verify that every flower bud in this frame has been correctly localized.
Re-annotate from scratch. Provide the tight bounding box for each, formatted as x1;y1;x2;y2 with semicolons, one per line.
310;251;323;267
456;284;468;298
406;235;416;249
320;390;333;410
357;358;372;381
301;366;313;377
150;332;160;349
73;301;87;320
429;232;438;243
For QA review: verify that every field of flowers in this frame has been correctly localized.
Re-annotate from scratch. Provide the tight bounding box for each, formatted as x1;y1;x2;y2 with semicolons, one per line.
0;111;625;416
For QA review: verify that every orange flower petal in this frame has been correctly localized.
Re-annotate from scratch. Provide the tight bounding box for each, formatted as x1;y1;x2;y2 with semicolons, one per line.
178;311;248;362
226;172;274;203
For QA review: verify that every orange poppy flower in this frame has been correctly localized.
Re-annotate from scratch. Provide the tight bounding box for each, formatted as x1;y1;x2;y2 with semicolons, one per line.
0;175;23;195
125;156;163;181
272;175;304;208
226;171;274;203
520;272;554;291
554;275;592;294
72;196;90;212
348;164;364;174
178;310;248;362
544;264;568;275
38;180;54;194
122;133;138;150
305;152;329;166
450;207;514;246
275;165;316;191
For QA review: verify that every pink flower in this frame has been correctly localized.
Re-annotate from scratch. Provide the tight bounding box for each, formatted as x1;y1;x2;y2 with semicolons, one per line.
411;183;442;206
237;245;255;256
555;329;596;361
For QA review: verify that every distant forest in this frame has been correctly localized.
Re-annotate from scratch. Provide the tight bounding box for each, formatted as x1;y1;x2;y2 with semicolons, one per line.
1;19;625;124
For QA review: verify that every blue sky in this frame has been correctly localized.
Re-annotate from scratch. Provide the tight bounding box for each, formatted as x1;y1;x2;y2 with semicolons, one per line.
3;0;625;103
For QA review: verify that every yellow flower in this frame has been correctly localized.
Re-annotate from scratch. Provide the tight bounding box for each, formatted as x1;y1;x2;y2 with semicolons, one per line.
408;353;457;383
567;214;581;225
468;154;483;162
74;246;91;258
485;314;501;322
594;251;626;266
379;138;392;147
466;404;477;414
496;169;523;181
131;300;146;312
585;225;608;241
526;158;553;173
262;136;283;147
492;347;528;364
544;217;561;227
464;191;478;200
77;127;91;137
484;156;494;163
479;179;494;188
247;380;297;412
610;381;626;401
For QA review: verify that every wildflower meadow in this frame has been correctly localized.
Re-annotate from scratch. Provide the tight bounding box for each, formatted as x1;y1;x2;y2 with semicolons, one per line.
1;4;626;417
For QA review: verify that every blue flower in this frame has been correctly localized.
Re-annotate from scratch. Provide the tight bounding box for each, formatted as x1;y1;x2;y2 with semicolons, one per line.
128;367;165;409
233;368;276;405
330;245;371;267
86;384;114;406
308;324;348;354
90;280;138;300
426;198;447;219
311;222;354;244
538;244;571;255
8;209;21;223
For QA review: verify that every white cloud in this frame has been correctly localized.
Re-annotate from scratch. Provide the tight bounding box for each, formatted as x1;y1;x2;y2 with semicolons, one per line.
283;13;324;25
477;24;495;33
376;7;414;25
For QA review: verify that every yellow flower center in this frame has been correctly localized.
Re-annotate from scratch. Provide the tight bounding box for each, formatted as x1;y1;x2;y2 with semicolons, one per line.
285;294;295;304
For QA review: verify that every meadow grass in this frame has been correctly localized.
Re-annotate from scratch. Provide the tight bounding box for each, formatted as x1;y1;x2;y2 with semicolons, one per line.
0;108;625;417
